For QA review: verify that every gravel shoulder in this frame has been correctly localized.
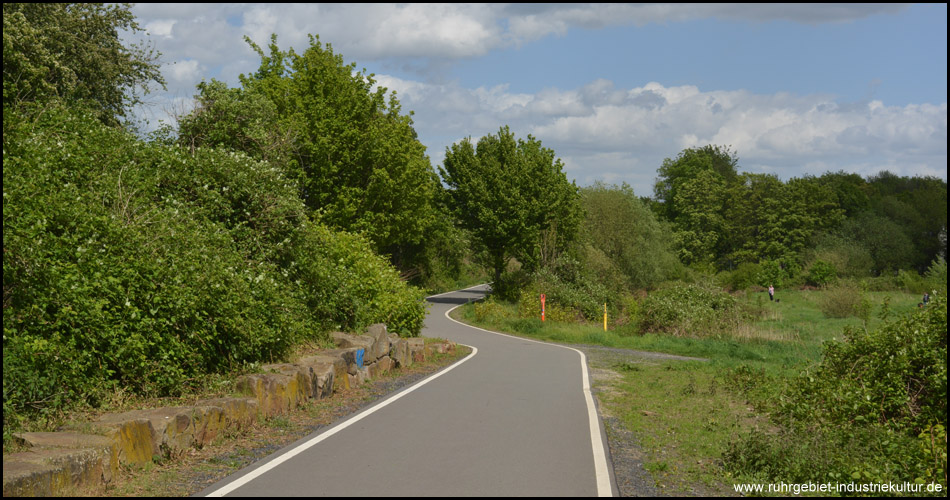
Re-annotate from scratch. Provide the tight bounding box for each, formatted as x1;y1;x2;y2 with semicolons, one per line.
576;344;708;497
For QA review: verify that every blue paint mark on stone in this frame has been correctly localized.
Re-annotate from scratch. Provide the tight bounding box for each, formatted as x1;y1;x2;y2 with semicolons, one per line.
356;348;364;368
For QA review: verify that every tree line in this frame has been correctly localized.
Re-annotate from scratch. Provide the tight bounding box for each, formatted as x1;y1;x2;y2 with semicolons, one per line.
652;145;947;278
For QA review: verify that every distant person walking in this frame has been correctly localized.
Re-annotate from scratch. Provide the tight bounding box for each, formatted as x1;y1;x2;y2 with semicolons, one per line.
922;292;930;306
768;284;775;302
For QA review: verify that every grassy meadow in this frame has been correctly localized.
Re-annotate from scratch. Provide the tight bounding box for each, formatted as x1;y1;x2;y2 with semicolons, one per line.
453;287;940;496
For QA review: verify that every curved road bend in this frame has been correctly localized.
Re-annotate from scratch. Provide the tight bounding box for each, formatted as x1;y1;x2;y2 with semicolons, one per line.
198;284;617;497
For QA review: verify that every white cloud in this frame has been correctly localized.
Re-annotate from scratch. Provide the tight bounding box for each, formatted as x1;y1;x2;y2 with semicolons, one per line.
144;19;176;39
377;75;945;196
501;4;908;42
242;5;280;48
165;59;203;84
124;4;943;198
131;4;909;73
355;4;501;59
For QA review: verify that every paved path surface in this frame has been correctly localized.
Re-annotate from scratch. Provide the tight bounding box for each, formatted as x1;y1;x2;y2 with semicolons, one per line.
198;285;617;497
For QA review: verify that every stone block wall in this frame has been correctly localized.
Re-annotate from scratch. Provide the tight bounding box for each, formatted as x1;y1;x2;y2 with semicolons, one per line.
2;325;456;497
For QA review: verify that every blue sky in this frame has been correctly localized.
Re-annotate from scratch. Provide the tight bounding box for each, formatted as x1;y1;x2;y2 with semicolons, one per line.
423;7;946;106
127;3;947;197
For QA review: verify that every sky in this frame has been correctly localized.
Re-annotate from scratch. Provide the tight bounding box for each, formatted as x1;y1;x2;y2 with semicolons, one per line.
125;3;948;198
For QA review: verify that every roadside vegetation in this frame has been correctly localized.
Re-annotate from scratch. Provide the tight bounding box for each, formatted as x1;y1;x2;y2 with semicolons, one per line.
4;4;946;496
456;282;945;495
3;4;468;446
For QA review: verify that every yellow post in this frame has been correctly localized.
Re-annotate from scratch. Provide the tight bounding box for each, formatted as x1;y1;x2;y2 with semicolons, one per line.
603;303;607;331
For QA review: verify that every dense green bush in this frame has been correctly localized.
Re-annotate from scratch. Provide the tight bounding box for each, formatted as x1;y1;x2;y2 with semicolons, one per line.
579;182;680;290
816;280;863;318
637;281;742;337
3;103;426;434
399;191;488;293
522;257;611;322
716;262;761;291
872;258;950;298
4;105;303;422
726;293;947;488
755;257;800;288
516;288;582;323
925;257;948;295
725;425;935;489
2;3;165;126
806;259;838;287
786;294;946;435
810;232;875;279
283;220;427;337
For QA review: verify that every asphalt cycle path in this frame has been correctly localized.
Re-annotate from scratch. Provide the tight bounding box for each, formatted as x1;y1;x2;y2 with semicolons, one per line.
198;284;617;497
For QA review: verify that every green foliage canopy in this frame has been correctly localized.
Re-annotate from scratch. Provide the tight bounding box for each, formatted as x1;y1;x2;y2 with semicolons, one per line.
181;35;437;255
439;126;582;284
579;181;679;289
178;35;438;263
653;145;737;268
3;102;427;430
653;144;739;221
724;173;844;267
2;2;165;126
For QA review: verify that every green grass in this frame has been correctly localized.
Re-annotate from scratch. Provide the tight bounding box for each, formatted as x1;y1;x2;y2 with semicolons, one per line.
458;288;919;367
605;360;771;496
452;287;924;495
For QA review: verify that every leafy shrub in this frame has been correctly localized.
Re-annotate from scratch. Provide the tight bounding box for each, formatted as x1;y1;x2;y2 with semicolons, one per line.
577;244;628;297
724;426;932;488
786;294;946;435
615;292;643;331
811;232;874;278
4;105;307;419
717;262;761;291
862;273;907;292
471;296;511;323
727;294;947;488
816;281;861;318
756;258;800;288
492;268;532;302
404;212;487;293
894;269;927;293
806;259;838;287
521;257;609;322
578;182;680;290
284;221;427;337
3;103;426;435
516;288;581;323
924;257;947;295
637;281;742;337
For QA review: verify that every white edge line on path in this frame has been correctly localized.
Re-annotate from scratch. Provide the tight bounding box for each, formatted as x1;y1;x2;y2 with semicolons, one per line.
425;282;490;299
204;342;478;497
442;297;616;497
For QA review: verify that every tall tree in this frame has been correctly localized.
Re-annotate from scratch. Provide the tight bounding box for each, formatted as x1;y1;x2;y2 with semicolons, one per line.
653;144;739;222
652;145;737;268
580;182;678;289
838;212;915;274
440;126;581;284
723;173;788;265
2;3;165;126
178;35;438;263
865;172;947;272
723;173;843;267
671;169;727;267
817;170;870;218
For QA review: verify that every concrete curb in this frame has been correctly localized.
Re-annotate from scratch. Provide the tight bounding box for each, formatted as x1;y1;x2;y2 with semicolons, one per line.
2;324;455;497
